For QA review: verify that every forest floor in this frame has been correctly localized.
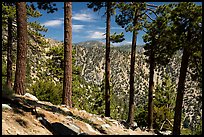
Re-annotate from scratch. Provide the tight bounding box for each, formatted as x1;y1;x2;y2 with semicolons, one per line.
2;93;156;135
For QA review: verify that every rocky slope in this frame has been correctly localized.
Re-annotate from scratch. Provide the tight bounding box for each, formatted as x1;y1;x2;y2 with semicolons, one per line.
2;93;155;135
30;39;201;130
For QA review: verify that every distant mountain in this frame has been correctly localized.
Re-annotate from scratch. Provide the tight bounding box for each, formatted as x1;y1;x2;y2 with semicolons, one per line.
113;44;144;52
74;40;144;53
74;40;105;48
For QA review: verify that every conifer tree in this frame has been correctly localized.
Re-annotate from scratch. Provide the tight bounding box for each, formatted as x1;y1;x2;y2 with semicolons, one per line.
88;2;124;117
115;2;147;127
14;2;28;95
62;2;73;107
2;2;48;91
169;3;202;135
144;2;201;134
143;6;171;131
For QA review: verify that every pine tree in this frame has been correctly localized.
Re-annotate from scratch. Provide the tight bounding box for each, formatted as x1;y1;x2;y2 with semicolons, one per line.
62;2;72;107
143;6;171;131
2;2;49;93
14;2;28;95
115;2;147;127
105;2;111;117
170;3;202;135
88;2;125;117
144;2;202;134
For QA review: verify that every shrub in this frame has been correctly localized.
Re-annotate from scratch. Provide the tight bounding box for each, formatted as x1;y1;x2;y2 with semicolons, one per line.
30;80;63;105
2;85;14;98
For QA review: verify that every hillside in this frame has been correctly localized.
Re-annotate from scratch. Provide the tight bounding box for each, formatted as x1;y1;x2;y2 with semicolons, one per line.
30;39;201;130
2;93;155;135
2;38;201;135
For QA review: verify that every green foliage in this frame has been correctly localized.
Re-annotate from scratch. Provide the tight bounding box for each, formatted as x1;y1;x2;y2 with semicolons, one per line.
135;103;148;128
29;2;58;13
135;75;176;131
110;32;125;43
181;128;192;135
2;2;49;92
153;75;176;131
30;80;63;105
2;85;14;98
115;2;147;33
45;44;81;82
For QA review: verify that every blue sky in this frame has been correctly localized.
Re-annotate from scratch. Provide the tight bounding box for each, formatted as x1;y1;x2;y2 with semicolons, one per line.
28;2;202;46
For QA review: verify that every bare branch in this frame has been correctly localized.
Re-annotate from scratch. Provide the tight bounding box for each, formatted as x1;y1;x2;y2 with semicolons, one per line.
160;120;166;131
166;119;173;127
146;8;158;17
145;13;155;21
142;28;148;33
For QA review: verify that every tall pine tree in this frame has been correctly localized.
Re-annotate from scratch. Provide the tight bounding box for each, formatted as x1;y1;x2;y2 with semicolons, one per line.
14;2;28;95
62;2;73;107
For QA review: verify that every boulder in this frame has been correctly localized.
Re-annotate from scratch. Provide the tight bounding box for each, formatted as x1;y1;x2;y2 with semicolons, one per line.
84;123;99;134
134;127;142;132
159;130;172;135
101;124;111;129
2;104;12;110
52;122;78;135
24;93;38;101
66;116;73;120
66;123;81;134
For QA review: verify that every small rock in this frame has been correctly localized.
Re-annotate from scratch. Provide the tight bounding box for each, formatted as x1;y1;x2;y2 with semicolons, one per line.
67;123;81;134
112;121;119;127
134;127;141;132
84;123;99;134
61;105;67;107
2;104;12;110
132;122;138;127
66;116;73;119
61;107;70;112
38;101;53;106
95;117;103;122
80;110;87;113
101;124;111;129
159;130;172;135
24;93;38;101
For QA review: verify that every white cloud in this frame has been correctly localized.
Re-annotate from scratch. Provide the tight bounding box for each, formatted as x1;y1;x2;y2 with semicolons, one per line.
111;41;132;46
42;19;63;27
96;26;123;30
96;26;105;30
73;25;84;32
87;31;106;39
72;13;95;22
112;27;123;30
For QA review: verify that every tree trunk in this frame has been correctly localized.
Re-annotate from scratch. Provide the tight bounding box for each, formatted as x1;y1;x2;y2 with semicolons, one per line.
127;9;138;127
148;41;155;131
14;2;28;95
173;47;190;135
105;2;111;117
6;17;13;90
62;2;72;107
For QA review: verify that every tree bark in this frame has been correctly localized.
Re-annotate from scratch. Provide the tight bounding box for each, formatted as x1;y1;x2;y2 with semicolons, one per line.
173;47;190;135
105;2;111;117
127;8;138;127
6;17;13;90
148;41;155;131
62;2;72;107
14;2;28;95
